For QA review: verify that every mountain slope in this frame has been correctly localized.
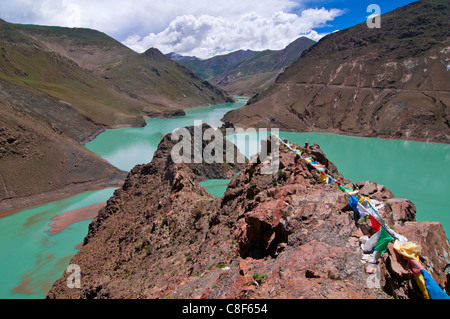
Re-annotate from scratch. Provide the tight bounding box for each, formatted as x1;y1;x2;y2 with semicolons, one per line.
0;20;234;211
169;37;316;96
0;21;234;127
0;78;126;213
103;48;234;115
223;0;450;143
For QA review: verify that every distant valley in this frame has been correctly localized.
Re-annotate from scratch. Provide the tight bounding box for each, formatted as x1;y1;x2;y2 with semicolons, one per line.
167;37;316;96
1;0;450;301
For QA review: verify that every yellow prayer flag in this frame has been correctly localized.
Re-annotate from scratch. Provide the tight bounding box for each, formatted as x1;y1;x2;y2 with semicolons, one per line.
393;240;422;260
414;273;430;299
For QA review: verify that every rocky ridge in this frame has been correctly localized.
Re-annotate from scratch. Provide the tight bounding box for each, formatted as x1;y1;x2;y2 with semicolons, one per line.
47;128;450;299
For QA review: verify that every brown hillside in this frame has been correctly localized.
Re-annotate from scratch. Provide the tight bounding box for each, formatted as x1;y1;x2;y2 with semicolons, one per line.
0;79;126;213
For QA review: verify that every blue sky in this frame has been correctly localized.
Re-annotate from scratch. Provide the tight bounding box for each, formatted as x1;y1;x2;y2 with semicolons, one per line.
1;0;418;58
301;0;417;33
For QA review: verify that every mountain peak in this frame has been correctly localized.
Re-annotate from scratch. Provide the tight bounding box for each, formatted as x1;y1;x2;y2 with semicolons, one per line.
166;52;184;61
142;47;166;61
286;36;316;49
168;37;315;96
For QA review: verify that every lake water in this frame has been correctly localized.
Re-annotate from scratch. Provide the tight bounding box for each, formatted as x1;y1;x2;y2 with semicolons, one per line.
1;96;449;299
0;187;116;299
199;179;233;198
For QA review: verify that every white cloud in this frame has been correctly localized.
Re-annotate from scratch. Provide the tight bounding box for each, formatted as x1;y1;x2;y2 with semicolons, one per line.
2;0;301;37
123;8;342;59
1;0;343;58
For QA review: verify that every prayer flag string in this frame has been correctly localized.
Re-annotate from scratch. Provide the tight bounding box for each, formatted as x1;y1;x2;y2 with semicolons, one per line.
274;136;449;299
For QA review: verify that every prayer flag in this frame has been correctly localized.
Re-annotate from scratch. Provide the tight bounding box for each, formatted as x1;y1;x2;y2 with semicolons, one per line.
362;230;381;253
421;270;450;299
370;215;382;233
414;273;430;299
349;195;371;220
349;195;360;213
393;240;421;260
374;227;394;255
327;175;335;184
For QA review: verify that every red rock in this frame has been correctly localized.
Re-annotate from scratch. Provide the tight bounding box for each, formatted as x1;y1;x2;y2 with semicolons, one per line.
394;222;450;289
356;181;395;201
387;198;417;225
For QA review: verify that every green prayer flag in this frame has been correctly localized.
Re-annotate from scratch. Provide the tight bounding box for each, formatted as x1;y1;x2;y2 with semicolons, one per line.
374;227;394;255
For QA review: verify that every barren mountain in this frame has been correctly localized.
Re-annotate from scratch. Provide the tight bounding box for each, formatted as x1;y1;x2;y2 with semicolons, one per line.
0;20;234;127
0;78;126;213
223;0;450;143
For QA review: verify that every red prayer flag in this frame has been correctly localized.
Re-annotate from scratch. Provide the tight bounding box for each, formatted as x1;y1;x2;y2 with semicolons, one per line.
370;215;381;233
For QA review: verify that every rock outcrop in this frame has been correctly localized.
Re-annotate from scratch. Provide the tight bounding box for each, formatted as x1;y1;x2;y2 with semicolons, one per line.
47;133;450;299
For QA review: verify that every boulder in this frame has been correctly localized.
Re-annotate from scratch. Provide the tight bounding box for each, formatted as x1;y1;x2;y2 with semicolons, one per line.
387;198;417;225
356;181;395;201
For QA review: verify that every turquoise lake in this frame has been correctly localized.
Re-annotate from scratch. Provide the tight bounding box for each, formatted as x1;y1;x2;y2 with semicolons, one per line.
0;96;449;299
0;187;116;299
